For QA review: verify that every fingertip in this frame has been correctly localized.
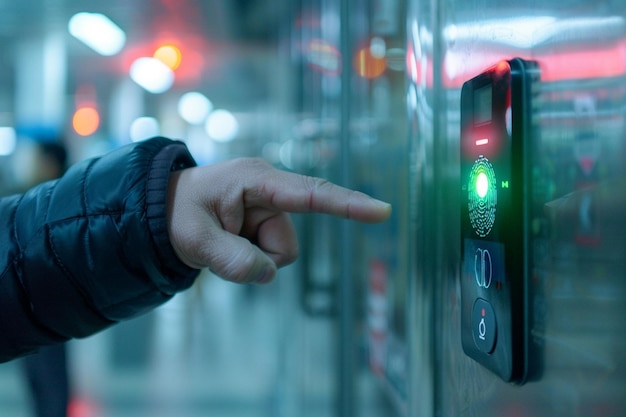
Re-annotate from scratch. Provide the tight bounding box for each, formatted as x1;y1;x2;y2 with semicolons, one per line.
377;201;393;221
373;198;392;215
353;195;392;223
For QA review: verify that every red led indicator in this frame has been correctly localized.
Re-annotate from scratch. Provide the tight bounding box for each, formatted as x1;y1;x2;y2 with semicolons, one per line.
481;308;486;317
476;138;489;146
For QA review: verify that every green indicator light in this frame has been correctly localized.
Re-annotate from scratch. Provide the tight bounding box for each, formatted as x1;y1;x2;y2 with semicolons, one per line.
476;172;489;198
468;155;497;238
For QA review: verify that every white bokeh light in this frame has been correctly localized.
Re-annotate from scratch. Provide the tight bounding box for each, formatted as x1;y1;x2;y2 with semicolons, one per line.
130;58;174;94
369;36;386;59
205;110;239;143
178;92;213;125
68;13;126;56
130;117;160;142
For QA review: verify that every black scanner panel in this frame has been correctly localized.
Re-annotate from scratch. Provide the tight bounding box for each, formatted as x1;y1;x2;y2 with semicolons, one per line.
460;58;538;384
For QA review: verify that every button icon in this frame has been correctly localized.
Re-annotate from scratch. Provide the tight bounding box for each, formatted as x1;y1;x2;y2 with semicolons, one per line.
478;317;487;340
472;298;497;354
474;248;492;289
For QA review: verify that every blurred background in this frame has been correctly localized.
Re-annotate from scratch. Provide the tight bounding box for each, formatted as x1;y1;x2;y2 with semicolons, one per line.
0;1;403;416
0;0;625;417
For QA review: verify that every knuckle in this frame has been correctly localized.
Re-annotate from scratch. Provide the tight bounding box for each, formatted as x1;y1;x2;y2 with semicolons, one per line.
234;157;272;172
301;176;332;210
303;175;330;191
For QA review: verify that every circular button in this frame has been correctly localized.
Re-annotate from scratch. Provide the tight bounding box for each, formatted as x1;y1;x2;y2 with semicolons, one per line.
472;298;497;354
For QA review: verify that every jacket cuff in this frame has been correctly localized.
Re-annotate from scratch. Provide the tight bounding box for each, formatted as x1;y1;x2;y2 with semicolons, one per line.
145;139;200;292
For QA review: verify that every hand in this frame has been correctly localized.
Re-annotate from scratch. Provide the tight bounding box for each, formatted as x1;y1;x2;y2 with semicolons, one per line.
166;158;392;284
544;178;626;251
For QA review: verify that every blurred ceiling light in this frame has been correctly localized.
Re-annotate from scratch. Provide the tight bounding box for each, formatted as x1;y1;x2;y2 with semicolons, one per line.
130;57;174;94
154;45;183;70
178;92;213;125
68;12;126;56
443;16;556;49
0;127;17;156
130;117;160;142
444;16;624;50
205;110;239;143
72;107;100;136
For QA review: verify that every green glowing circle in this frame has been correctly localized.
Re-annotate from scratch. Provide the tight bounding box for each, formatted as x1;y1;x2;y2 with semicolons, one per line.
476;172;489;198
468;156;497;238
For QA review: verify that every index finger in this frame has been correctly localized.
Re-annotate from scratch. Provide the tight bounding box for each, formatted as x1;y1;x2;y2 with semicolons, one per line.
245;164;392;223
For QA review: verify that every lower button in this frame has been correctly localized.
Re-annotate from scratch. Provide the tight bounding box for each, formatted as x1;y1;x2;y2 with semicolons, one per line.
472;298;497;354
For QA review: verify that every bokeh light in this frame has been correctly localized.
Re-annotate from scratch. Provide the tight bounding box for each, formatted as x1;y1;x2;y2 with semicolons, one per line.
154;45;183;70
72;107;100;136
178;92;213;125
205;110;239;143
68;12;126;56
130;57;174;94
354;40;387;79
130;117;160;142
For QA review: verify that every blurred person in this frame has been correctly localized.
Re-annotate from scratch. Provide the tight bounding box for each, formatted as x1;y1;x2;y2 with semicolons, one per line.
21;344;69;417
15;141;71;417
0;137;391;362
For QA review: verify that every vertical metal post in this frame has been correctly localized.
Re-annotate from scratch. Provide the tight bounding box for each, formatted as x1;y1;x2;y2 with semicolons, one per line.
408;0;440;415
430;0;444;413
433;10;443;417
338;0;355;415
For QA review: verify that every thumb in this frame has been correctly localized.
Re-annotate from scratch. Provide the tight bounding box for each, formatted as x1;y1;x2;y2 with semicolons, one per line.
204;227;277;284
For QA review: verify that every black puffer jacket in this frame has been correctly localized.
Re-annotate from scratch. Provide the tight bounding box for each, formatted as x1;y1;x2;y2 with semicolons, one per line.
0;137;200;362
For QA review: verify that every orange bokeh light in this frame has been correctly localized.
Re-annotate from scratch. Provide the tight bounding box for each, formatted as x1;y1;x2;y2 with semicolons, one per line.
154;44;182;70
72;107;100;136
354;46;387;79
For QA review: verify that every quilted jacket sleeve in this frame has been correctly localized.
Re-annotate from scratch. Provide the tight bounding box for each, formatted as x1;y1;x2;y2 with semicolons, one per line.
0;137;200;362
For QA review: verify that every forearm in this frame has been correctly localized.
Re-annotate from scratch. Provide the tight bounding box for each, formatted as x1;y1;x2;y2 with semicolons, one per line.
0;138;200;361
